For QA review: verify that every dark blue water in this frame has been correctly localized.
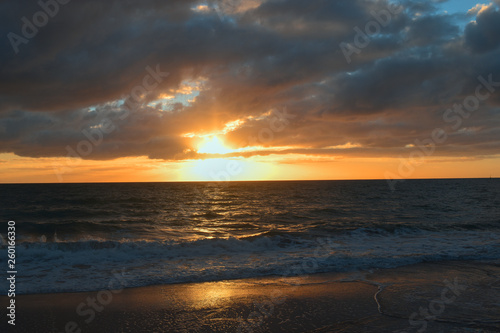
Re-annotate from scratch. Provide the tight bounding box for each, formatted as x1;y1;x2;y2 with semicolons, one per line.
0;179;499;294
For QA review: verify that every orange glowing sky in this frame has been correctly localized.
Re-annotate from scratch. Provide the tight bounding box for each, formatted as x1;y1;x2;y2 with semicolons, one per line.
1;150;498;183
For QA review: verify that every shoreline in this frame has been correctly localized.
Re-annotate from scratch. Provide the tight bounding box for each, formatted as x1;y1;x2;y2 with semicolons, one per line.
2;260;500;332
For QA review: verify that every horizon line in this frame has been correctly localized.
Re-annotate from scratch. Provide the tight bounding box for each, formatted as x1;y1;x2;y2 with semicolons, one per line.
0;177;498;185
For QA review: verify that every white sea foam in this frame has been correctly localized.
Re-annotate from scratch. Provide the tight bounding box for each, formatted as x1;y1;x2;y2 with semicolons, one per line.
3;228;500;294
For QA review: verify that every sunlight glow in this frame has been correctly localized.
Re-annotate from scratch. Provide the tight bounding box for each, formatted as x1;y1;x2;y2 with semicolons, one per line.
185;158;278;181
197;136;232;155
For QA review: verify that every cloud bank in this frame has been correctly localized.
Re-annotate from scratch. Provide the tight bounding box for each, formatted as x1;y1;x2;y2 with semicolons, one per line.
1;0;499;161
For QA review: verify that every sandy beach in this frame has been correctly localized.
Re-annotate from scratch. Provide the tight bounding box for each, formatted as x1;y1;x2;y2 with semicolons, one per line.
2;260;499;333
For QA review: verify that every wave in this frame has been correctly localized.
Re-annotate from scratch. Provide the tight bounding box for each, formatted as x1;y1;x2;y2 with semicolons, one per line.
2;228;500;295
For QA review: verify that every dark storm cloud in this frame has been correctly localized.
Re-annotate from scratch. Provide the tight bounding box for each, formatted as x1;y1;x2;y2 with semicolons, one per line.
0;0;500;160
465;5;500;53
0;106;193;160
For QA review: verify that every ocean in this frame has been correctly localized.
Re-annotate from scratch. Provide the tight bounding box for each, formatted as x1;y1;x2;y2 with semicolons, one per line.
1;179;499;295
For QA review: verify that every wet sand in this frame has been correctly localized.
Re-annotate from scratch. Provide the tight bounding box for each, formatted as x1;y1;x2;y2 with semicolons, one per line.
2;260;499;332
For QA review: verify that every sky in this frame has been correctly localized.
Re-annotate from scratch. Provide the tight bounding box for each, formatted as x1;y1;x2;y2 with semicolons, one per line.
0;0;499;183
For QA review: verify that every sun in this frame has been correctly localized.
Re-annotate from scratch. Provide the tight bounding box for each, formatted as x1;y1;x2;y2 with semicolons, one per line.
197;136;231;155
177;135;282;181
182;135;279;181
